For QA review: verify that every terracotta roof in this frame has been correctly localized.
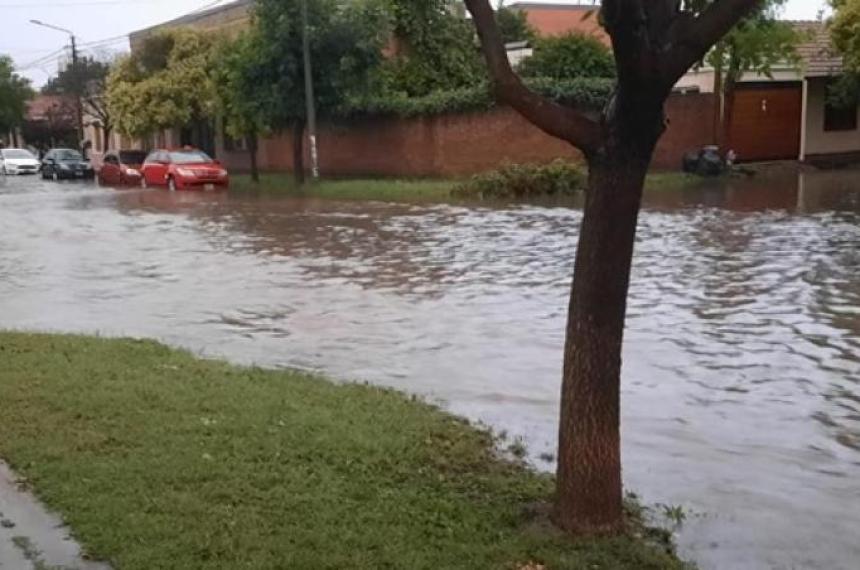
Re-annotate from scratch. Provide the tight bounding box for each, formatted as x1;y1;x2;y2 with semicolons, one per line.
792;21;843;78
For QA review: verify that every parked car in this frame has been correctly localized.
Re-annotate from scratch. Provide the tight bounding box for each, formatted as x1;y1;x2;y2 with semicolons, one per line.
0;148;41;175
140;148;229;191
41;148;95;180
98;150;147;187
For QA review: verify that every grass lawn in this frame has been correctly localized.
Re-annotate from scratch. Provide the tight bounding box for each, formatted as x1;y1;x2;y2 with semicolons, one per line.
0;333;688;570
230;171;701;203
231;174;455;202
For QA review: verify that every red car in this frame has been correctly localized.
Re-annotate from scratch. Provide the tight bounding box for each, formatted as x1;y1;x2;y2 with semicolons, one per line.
98;150;147;186
140;148;229;191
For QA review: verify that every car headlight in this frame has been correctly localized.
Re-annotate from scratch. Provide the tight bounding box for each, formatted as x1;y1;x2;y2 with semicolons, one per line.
176;168;196;177
217;169;228;178
125;168;140;177
58;163;70;170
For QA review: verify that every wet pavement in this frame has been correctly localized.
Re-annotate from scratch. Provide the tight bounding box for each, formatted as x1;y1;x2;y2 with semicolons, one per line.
0;461;110;570
0;170;858;569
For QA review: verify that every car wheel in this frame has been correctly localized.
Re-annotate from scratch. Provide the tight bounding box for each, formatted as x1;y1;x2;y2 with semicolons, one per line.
168;177;177;192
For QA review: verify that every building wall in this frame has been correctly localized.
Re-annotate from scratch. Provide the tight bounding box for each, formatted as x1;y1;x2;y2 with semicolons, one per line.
219;93;717;176
511;3;609;43
805;77;860;157
129;0;252;50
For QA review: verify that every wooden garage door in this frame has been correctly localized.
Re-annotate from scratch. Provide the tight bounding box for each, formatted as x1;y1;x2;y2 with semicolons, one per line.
728;83;802;162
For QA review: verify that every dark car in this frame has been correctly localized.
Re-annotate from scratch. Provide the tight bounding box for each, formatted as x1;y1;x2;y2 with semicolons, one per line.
98;150;147;187
41;148;95;181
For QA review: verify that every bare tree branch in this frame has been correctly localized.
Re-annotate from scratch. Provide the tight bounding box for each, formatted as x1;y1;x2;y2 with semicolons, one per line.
464;0;603;154
664;0;763;82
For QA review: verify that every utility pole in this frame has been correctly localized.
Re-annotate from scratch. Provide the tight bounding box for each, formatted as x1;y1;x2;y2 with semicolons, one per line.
70;34;84;147
301;0;320;180
30;20;84;147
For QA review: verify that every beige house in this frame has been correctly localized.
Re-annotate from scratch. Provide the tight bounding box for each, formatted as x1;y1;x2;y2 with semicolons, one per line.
676;21;860;164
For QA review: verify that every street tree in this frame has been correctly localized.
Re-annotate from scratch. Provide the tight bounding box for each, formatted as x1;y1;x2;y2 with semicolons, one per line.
107;29;218;139
706;2;801;144
214;34;268;183
0;55;33;145
246;0;385;184
829;0;860;105
464;0;767;535
44;57;115;151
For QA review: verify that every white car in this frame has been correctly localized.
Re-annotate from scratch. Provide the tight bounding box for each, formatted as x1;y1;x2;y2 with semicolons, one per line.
1;148;41;175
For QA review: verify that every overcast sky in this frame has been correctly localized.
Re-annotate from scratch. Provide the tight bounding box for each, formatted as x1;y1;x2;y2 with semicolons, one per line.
1;0;830;87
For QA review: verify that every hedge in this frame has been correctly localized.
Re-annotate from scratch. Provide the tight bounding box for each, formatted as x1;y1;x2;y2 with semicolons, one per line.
340;77;614;119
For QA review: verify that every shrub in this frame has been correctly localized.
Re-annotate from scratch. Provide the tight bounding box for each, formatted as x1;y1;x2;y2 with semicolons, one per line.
519;33;616;80
452;160;587;199
341;77;614;118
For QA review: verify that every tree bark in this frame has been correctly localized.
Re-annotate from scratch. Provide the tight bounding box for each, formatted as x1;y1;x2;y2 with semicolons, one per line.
292;122;305;186
555;149;650;534
249;131;259;184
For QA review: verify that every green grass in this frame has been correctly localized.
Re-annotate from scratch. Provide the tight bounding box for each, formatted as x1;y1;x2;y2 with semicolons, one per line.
231;174;455;202
231;171;702;203
0;332;688;570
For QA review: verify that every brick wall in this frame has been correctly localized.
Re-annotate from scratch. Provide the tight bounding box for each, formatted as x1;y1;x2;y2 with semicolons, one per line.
219;92;717;176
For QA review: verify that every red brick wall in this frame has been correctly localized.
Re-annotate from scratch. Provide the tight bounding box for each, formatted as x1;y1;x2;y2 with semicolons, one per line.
220;93;716;176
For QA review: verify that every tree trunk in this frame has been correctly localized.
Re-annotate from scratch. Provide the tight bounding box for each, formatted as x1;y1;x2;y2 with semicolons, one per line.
292;122;305;186
555;96;661;534
104;126;112;151
249;131;259;184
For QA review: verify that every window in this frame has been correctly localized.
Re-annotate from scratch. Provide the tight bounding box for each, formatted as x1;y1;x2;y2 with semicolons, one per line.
824;80;858;132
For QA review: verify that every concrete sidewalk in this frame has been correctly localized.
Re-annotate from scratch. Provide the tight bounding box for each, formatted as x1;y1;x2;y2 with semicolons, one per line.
0;461;110;570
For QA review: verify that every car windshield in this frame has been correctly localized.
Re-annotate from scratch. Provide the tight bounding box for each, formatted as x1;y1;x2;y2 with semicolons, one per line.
119;151;148;165
169;151;213;165
55;150;83;161
2;149;35;160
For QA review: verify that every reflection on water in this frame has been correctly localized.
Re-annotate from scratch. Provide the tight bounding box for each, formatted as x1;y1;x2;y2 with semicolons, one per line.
1;169;859;570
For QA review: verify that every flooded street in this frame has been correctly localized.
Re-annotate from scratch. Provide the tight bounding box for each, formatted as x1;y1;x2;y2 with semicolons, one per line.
1;171;858;569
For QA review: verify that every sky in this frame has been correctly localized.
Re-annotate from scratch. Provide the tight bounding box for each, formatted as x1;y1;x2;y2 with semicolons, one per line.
0;0;831;88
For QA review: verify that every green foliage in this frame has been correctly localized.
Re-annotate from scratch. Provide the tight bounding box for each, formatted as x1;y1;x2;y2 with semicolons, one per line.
343;77;614;118
830;0;860;105
496;7;536;44
0;332;688;570
244;0;387;131
452;160;587;199
519;33;617;80
213;33;267;141
107;29;220;137
377;0;485;97
0;55;33;136
705;1;800;87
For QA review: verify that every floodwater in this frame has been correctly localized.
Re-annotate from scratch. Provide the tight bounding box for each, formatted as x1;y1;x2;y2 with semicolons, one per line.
0;170;858;570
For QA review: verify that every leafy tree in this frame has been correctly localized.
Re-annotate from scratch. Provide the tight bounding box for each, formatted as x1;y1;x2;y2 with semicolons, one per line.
706;2;801;144
519;33;616;79
379;0;485;96
214;34;271;183
0;55;33;144
829;0;860;105
495;6;536;44
43;57;114;150
242;0;386;183
107;29;219;138
464;0;766;535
